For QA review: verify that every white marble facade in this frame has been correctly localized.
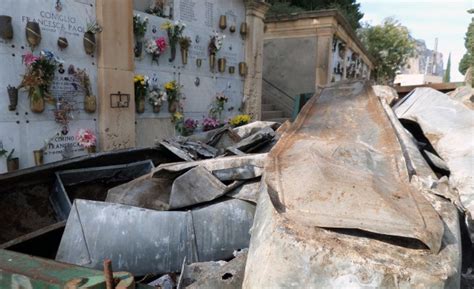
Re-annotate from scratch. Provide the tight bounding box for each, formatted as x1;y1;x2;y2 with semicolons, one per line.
0;0;248;171
133;0;246;122
0;0;98;172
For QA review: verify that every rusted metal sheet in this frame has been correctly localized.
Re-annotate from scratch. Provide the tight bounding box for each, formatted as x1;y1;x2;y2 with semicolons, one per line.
0;249;154;289
265;81;443;253
243;81;461;288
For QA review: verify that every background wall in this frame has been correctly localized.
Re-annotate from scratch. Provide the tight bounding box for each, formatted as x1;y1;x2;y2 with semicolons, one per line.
0;0;98;173
0;0;249;172
133;0;247;146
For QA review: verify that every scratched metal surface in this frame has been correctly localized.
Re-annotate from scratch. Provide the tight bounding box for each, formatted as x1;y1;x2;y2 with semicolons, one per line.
56;198;255;276
243;81;460;288
264;80;443;252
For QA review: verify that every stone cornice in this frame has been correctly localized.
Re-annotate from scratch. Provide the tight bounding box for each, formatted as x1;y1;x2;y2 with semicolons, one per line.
245;1;271;19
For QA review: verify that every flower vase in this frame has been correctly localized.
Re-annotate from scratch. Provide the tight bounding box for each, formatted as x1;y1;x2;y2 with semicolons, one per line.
168;101;178;113
152;53;160;65
136;95;145;114
209;54;216;72
181;48;188;65
135;40;143;58
83;31;96;55
169;42;177;62
153;104;162;113
0;15;13;40
7;85;18;111
6;157;19;172
29;87;45;113
84;95;97;113
26;21;41;50
87;146;96;154
33;150;43;166
218;58;226;73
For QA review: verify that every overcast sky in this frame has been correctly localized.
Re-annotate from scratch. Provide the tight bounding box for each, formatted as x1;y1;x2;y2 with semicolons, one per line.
358;0;473;81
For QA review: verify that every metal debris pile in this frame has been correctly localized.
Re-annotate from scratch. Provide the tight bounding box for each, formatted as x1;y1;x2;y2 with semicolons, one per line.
0;81;473;289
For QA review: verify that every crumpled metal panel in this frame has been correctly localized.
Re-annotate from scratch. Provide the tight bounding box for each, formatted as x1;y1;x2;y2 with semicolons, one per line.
160;138;219;161
265;81;443;253
51;160;155;220
56;199;255;276
227;127;276;155
394;87;474;241
212;165;263;181
106;155;267;210
170;166;227;209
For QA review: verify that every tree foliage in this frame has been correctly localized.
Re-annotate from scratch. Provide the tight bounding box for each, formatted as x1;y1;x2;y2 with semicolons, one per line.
357;18;415;84
458;13;473;76
267;0;364;30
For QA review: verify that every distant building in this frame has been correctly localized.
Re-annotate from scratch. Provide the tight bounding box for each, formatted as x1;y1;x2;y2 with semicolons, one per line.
402;39;444;76
395;38;444;86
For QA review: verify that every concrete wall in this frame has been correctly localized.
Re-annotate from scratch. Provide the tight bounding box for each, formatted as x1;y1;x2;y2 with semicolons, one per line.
394;74;443;86
262;11;374;116
263;37;316;100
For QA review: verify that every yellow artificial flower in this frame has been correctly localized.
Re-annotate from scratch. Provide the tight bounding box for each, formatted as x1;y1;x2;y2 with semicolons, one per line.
161;21;173;30
230;114;251;127
173;112;183;120
164;81;176;91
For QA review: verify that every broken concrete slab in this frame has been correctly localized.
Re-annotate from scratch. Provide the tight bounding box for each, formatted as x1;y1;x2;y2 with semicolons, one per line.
178;250;247;289
394;87;474;241
265;81;443;253
56;199;255;276
447;85;474;109
231;121;279;139
373;85;399;105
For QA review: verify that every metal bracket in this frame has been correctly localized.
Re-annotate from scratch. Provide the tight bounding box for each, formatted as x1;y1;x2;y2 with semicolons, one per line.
110;91;130;108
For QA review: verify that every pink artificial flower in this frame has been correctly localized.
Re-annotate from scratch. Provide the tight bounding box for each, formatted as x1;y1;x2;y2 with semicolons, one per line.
23;53;39;66
156;37;167;53
76;129;97;148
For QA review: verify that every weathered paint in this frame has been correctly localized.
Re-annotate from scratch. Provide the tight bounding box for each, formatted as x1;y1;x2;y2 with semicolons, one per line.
0;249;153;288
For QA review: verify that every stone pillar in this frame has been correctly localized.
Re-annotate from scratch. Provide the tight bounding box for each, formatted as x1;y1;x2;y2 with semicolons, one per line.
242;0;270;120
314;27;335;88
96;0;136;151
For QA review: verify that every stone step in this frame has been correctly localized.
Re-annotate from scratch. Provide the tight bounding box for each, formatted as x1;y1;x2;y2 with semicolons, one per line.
262;104;274;111
267;117;291;124
262;110;284;120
